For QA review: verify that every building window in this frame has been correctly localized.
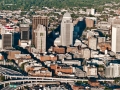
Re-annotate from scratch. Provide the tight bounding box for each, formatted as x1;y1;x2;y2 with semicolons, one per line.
40;33;43;36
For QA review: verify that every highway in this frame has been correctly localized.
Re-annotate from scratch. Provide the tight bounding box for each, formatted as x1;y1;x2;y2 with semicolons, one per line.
0;66;23;76
0;66;115;90
14;82;60;90
2;82;60;90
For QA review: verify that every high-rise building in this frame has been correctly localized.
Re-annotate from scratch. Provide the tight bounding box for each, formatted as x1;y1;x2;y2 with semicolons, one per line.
2;32;13;49
32;15;48;45
105;63;120;78
20;24;29;40
34;24;46;53
61;12;73;46
112;25;120;53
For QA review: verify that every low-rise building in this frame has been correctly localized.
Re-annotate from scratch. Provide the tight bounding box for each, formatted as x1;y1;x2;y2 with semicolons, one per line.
84;65;98;77
50;64;74;75
7;50;21;60
62;59;81;66
88;37;97;50
15;54;31;59
98;42;111;52
66;47;78;53
28;68;52;77
39;55;57;62
82;48;91;59
75;67;86;77
97;37;106;43
52;46;65;54
73;52;83;59
85;18;94;28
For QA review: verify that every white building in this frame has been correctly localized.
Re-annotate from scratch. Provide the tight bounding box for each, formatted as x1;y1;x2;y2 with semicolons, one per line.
34;24;46;53
112;25;120;53
105;63;120;78
61;12;73;46
91;8;95;15
86;8;95;15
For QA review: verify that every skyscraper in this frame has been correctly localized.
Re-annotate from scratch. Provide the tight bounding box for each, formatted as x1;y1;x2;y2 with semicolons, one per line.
2;32;13;49
20;24;29;40
112;25;120;53
32;15;48;45
34;24;46;53
61;12;73;46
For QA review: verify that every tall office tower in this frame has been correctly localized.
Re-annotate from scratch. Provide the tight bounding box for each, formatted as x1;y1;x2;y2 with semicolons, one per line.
112;25;120;53
61;12;73;46
20;24;29;40
32;15;48;45
34;24;46;53
2;32;13;49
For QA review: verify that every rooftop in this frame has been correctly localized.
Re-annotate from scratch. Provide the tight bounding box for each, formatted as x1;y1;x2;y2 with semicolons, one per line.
63;12;71;18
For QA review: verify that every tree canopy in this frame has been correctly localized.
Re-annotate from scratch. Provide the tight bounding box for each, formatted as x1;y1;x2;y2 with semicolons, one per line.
0;0;119;10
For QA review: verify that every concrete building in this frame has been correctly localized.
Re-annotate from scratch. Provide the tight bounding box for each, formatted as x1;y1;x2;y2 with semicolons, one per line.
88;37;97;50
98;42;111;52
50;64;74;75
73;52;83;59
28;68;52;77
0;39;2;50
105;63;120;78
52;46;65;54
97;37;106;43
20;24;29;40
61;12;73;46
54;37;61;46
91;50;99;58
62;59;81;66
7;50;21;60
86;17;97;24
82;48;91;59
15;54;31;59
1;25;17;34
91;8;95;15
97;21;111;30
75;67;86;77
85;18;94;28
0;53;3;60
32;15;48;45
39;55;57;62
34;24;46;53
2;32;13;49
84;65;98;77
66;47;78;53
57;54;66;60
19;40;31;48
86;8;95;15
112;25;120;53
